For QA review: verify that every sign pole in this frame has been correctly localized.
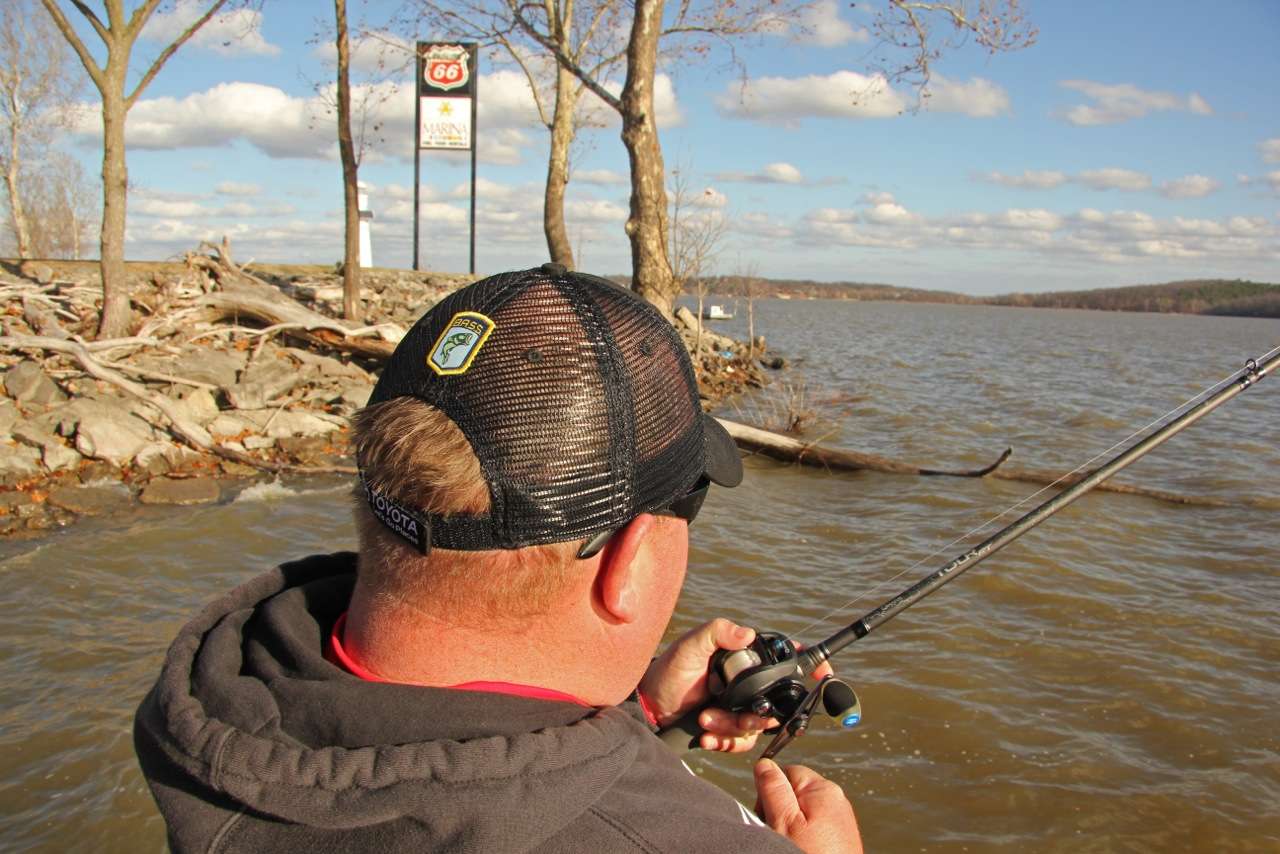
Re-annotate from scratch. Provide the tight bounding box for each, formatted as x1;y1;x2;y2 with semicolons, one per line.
469;45;478;275
415;41;478;276
412;48;422;271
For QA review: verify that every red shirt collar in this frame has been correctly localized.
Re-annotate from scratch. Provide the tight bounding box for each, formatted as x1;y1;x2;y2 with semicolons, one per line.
326;612;590;707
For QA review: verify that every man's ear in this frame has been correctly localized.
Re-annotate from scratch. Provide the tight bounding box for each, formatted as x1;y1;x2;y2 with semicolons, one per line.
596;514;657;624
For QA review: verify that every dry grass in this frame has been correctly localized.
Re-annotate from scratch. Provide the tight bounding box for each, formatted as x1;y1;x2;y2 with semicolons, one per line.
729;375;870;436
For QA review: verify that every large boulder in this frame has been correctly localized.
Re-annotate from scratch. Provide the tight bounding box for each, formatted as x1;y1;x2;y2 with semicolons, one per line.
65;398;157;465
3;361;68;406
283;347;372;382
11;422;82;473
234;408;342;439
0;400;18;438
223;352;307;410
139;477;220;506
47;483;130;516
132;347;245;389
0;443;42;483
171;387;220;426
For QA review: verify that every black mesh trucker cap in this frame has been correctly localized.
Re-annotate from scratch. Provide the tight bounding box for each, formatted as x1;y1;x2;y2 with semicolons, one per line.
359;263;742;552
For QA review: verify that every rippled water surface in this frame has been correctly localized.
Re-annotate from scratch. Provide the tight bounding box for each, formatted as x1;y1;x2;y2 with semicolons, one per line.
2;302;1277;852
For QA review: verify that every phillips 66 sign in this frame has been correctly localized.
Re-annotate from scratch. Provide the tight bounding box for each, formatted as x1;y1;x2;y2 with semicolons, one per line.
417;42;477;150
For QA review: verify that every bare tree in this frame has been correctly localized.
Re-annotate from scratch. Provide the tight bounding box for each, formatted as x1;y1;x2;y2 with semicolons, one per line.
527;0;1033;318
0;0;81;259
732;261;762;360
873;0;1036;96
20;151;98;258
401;0;628;270
334;0;362;321
514;0;802;317
38;0;255;338
668;165;727;360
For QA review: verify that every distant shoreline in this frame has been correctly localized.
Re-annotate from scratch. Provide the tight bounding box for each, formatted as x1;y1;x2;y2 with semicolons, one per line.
692;276;1280;319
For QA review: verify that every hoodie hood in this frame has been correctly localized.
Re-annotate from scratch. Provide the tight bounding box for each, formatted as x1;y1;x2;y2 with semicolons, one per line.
135;553;659;852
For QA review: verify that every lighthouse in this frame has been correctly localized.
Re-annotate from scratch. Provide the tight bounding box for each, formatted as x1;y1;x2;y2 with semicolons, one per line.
357;182;373;268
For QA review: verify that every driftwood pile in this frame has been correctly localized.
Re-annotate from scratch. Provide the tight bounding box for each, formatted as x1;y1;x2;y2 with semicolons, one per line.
0;244;469;535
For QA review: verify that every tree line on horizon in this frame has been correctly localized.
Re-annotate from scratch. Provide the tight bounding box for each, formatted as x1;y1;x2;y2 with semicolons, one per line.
691;276;1280;318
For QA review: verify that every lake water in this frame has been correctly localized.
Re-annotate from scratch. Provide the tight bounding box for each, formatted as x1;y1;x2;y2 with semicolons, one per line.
1;301;1277;852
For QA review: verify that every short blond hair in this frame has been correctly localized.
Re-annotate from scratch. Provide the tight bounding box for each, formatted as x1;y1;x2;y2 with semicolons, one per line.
352;397;581;622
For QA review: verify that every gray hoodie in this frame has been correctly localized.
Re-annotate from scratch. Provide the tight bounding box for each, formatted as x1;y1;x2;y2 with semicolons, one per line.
134;552;801;853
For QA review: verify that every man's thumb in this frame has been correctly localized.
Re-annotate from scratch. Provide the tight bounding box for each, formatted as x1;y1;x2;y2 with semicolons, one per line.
754;758;801;830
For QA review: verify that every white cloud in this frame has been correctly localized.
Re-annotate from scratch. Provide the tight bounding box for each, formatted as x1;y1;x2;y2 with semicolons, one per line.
1077;168;1152;191
718;71;905;123
982;170;1069;190
736;211;794;240
565;199;628;221
215;182;262;197
71;76;542;167
719;71;1009;124
713;162;805;184
575;169;627;185
1237;171;1280;194
1260;138;1280;164
218;201;256;218
1059;80;1213;126
694;188;729;209
865;201;919;226
798;0;869;47
133;197;209;218
1158;174;1220;199
142;0;280;56
790;193;1278;268
996;209;1065;231
925;76;1010;118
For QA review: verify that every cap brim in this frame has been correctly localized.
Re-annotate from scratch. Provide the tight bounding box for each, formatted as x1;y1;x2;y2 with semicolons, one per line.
702;414;743;488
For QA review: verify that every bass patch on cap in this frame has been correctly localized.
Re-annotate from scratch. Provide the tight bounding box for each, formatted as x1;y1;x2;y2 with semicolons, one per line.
427;311;495;376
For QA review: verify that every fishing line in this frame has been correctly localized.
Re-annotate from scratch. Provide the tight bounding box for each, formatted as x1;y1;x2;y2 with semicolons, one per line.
791;345;1280;642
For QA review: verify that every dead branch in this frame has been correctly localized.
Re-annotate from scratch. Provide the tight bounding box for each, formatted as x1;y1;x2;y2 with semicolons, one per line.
715;416;1246;509
180;236;399;361
718;417;1011;477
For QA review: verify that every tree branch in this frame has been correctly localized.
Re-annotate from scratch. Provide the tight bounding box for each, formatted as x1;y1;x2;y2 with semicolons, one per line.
68;0;112;42
39;0;105;89
126;0;230;108
510;2;621;112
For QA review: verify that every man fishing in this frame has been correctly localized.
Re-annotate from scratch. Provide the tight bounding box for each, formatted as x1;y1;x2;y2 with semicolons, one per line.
134;264;861;853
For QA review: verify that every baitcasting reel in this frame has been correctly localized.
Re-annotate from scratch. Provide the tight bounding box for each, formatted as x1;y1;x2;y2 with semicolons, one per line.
708;631;862;759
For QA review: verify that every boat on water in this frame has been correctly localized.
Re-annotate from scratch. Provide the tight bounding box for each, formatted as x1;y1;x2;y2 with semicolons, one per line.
702;304;735;320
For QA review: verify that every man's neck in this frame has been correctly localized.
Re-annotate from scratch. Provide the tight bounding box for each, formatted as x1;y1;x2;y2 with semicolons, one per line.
343;585;638;706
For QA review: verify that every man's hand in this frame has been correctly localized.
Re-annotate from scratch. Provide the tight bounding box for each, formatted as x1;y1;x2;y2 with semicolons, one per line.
754;759;862;854
638;619;773;752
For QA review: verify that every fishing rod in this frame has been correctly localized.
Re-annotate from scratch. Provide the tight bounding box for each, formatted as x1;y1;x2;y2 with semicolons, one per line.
659;348;1279;758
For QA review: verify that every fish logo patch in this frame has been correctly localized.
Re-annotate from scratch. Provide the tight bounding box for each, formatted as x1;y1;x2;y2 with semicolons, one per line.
427;311;495;375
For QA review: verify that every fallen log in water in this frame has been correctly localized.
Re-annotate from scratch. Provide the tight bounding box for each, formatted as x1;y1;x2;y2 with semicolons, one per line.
718;417;1012;477
715;416;1246;508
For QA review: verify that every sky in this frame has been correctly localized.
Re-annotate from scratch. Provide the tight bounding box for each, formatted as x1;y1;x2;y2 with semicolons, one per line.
50;0;1280;294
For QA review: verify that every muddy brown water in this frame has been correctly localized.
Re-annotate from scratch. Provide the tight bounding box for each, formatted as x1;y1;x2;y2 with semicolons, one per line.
1;302;1277;852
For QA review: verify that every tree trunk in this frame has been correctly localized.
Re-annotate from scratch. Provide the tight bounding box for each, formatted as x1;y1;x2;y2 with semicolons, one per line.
543;64;578;269
5;120;31;258
620;0;676;317
334;0;361;322
97;82;131;339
